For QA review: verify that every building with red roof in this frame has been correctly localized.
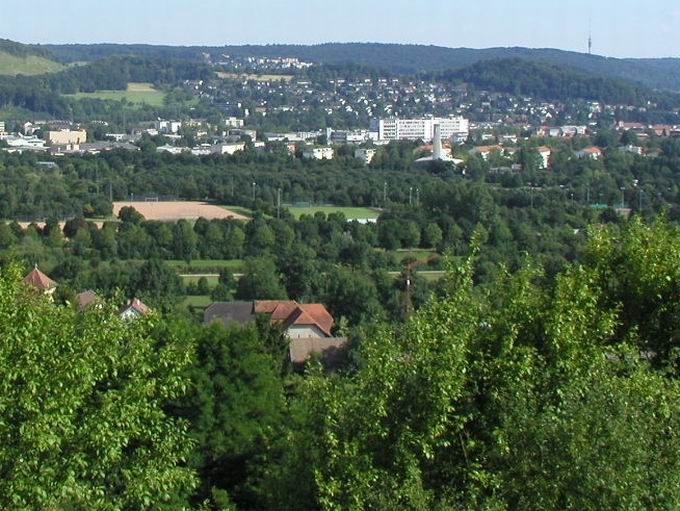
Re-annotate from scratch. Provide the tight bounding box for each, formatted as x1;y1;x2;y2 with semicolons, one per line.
23;266;57;298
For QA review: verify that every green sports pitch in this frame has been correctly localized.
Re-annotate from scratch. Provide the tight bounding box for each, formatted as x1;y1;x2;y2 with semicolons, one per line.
286;206;380;220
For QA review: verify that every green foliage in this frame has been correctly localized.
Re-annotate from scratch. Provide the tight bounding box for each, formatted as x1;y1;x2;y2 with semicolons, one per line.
438;58;663;104
0;263;196;509
169;322;284;508
265;222;680;509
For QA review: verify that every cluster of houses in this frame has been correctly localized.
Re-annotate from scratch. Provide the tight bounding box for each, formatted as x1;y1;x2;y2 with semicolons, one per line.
22;265;151;320
21;266;347;366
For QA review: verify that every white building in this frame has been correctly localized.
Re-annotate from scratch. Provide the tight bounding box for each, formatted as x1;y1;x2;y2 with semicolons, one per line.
302;147;334;160
225;117;245;128
212;142;246;155
0;121;5;135
156;120;182;134
371;116;469;142
355;148;377;165
329;129;380;145
537;146;552;169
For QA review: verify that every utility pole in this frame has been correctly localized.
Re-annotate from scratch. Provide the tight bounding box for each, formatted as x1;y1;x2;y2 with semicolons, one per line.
620;187;625;208
586;185;590;205
277;188;282;219
109;181;113;203
638;189;643;211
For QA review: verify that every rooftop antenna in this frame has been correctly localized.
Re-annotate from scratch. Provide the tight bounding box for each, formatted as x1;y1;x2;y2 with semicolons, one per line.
588;18;593;55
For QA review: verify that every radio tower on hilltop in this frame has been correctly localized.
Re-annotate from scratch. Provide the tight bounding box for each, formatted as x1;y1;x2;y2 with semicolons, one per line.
588;19;593;55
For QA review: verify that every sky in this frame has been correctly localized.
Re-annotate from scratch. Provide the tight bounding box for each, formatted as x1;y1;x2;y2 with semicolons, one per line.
2;0;679;58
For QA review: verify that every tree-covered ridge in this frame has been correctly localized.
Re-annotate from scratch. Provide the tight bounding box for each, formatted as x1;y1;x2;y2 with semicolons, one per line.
41;41;680;91
0;38;54;60
436;58;663;105
0;55;212;117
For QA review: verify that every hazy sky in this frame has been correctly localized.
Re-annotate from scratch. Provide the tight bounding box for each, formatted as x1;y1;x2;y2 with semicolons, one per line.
2;0;679;58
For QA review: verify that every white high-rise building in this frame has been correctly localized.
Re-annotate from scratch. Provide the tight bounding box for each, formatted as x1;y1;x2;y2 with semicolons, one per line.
371;116;469;142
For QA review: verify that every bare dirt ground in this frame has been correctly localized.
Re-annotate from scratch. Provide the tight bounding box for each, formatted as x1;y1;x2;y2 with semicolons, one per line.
113;201;249;221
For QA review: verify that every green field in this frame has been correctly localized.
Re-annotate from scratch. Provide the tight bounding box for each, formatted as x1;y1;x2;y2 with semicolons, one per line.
388;270;446;282
181;275;220;287
182;295;212;308
390;249;439;262
66;82;166;107
0;51;64;76
219;205;254;218
287;206;381;220
168;259;244;271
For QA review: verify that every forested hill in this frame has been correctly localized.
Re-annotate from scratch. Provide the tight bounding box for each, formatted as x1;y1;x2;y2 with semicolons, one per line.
437;58;663;105
43;42;680;91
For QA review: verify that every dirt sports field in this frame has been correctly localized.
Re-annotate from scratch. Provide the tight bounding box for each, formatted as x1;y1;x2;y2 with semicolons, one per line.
113;201;249;221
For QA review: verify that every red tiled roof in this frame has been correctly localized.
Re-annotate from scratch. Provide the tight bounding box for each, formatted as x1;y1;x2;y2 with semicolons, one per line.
254;300;334;336
75;290;98;311
122;298;150;316
23;267;57;291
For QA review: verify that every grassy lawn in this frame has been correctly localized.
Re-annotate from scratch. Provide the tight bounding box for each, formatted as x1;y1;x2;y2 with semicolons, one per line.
391;249;439;262
182;295;212;308
388;270;446;282
287;206;381;220
219;205;254;218
66;82;166;107
167;259;244;271
181;275;220;287
0;52;64;76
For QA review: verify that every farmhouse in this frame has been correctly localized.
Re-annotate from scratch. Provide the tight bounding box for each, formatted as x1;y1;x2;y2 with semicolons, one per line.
119;298;151;320
205;300;348;365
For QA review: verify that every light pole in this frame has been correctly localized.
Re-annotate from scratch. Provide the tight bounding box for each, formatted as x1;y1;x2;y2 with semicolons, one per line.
252;182;256;202
409;187;413;206
416;188;420;207
383;181;387;208
277;188;282;219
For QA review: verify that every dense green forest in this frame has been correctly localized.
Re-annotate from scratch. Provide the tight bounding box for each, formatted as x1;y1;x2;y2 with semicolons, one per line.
433;58;669;105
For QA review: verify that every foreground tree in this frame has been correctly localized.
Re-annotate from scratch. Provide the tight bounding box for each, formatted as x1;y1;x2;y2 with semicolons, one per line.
264;222;680;510
0;264;196;509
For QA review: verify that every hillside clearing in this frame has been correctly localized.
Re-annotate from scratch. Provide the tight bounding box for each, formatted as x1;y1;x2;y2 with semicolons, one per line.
0;51;64;76
65;82;166;106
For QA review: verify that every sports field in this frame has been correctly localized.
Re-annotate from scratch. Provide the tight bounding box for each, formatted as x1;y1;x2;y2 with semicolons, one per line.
287;206;380;220
66;82;166;106
113;201;249;221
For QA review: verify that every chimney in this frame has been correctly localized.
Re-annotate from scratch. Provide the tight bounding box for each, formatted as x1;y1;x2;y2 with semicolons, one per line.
433;123;443;160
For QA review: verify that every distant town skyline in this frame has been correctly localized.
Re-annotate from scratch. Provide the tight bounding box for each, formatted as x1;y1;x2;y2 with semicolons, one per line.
2;0;679;59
